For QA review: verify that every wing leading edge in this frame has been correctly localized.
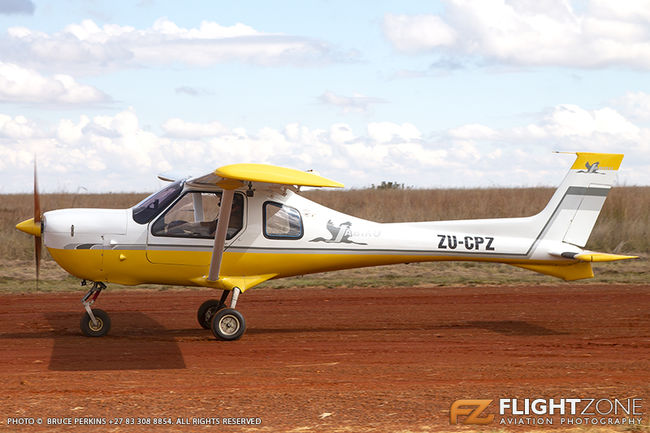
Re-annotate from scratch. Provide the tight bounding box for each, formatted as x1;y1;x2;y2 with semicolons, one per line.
188;163;344;190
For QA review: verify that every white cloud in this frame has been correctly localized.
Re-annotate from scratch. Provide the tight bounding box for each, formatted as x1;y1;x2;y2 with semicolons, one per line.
383;0;650;69
162;118;228;139
0;102;648;193
448;124;497;140
589;0;650;23
56;116;90;143
367;122;421;143
3;18;352;72
319;91;387;113
542;104;640;138
383;14;457;53
615;91;650;122
0;62;110;104
0;114;38;139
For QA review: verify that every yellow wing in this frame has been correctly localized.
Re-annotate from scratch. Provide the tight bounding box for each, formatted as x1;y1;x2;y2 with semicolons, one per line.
189;163;343;189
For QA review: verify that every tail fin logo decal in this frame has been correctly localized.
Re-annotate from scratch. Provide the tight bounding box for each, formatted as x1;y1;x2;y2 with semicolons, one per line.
578;161;605;174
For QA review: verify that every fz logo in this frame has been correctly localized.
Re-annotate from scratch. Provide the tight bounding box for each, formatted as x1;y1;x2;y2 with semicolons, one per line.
450;399;494;425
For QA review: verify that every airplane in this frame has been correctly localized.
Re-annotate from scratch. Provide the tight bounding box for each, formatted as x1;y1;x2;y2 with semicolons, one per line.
15;152;638;341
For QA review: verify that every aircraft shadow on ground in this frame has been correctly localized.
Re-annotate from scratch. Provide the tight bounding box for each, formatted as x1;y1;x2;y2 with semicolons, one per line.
247;320;566;336
44;312;187;371
1;316;565;371
456;320;567;336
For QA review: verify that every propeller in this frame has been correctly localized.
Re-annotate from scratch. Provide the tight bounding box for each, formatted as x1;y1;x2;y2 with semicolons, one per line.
33;159;42;286
15;157;44;288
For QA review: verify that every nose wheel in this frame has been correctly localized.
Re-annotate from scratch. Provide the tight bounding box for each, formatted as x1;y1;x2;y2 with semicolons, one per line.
80;308;111;337
80;281;111;337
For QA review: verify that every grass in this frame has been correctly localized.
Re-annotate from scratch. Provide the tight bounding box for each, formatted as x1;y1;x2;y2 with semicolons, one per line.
301;186;650;254
1;192;146;260
1;186;647;292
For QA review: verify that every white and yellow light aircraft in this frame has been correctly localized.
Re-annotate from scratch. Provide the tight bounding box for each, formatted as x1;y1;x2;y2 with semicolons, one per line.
16;152;637;341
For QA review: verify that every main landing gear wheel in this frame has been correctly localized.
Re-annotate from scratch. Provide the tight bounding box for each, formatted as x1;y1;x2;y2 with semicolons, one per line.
211;308;246;341
80;308;111;337
197;299;225;330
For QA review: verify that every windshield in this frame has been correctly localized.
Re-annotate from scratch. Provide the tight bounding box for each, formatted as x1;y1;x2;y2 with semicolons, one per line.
151;191;244;239
132;181;183;224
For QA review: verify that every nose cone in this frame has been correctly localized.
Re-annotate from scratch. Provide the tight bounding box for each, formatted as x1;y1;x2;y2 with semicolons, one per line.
16;218;42;237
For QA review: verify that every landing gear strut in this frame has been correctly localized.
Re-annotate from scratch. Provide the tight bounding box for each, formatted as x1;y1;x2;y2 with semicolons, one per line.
196;289;229;329
197;287;246;341
80;281;111;337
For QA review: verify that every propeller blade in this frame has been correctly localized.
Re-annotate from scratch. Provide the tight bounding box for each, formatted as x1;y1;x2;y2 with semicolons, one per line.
33;157;41;288
35;236;41;286
34;158;41;223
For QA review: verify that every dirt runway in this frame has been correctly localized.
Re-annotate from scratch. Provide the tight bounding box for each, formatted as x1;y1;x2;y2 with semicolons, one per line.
0;284;648;432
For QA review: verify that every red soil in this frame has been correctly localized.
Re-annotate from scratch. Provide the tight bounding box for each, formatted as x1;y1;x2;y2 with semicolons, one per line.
0;284;648;432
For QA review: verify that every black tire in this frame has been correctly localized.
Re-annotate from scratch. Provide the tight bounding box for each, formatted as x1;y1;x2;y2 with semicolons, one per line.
211;308;246;341
197;299;225;330
80;309;111;337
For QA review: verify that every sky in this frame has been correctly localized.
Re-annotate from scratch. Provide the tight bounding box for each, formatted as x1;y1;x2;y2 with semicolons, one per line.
0;0;649;193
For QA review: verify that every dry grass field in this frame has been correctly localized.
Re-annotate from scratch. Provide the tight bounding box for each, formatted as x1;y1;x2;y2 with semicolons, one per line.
302;186;650;254
1;186;647;291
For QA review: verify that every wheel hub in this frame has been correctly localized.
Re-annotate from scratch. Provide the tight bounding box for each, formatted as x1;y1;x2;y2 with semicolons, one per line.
88;317;104;332
219;315;240;336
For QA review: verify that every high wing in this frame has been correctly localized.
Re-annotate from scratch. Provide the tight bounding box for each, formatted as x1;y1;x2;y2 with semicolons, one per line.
187;163;344;190
187;163;344;289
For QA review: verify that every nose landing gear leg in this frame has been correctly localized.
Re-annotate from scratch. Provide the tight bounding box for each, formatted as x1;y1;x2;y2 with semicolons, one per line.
80;281;111;337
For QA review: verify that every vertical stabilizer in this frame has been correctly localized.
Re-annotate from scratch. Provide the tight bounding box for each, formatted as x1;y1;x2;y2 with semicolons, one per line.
535;152;623;248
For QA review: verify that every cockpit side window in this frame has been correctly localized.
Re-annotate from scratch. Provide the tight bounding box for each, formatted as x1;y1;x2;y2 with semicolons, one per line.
263;201;303;239
151;191;244;239
132;181;183;224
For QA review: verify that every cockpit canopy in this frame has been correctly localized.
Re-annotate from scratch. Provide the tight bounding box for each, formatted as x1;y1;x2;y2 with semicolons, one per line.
132;180;183;224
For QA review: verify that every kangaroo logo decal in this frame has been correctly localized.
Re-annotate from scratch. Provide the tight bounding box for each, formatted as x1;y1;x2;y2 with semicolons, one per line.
578;161;605;174
310;220;367;245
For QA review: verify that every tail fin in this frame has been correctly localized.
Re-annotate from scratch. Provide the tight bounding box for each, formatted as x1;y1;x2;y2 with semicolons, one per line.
515;152;638;281
534;152;623;247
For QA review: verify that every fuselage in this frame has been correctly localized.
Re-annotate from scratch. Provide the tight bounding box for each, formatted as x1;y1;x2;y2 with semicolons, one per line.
42;181;578;292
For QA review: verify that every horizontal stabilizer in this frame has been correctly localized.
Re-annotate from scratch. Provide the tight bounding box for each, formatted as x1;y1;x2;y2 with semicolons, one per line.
560;252;639;262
